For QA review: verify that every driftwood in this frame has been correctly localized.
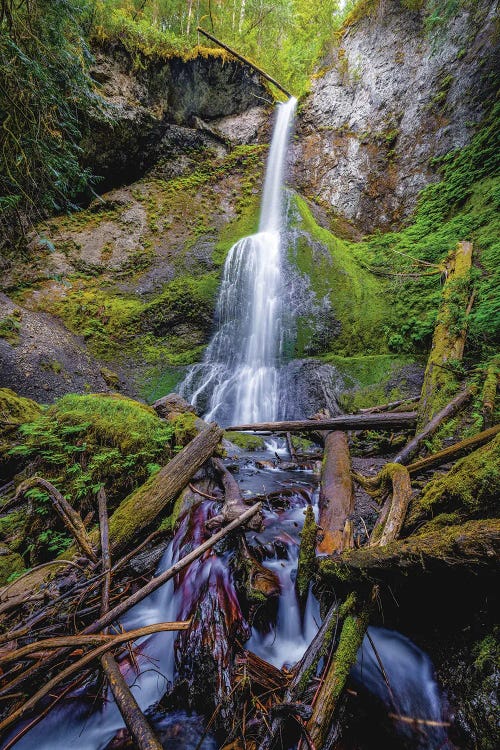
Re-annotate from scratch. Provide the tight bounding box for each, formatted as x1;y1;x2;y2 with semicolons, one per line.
306;588;377;750
0;622;190;734
418;241;473;428
296;505;318;605
207;457;262;530
101;422;223;554
318;431;354;555
319;519;500;582
393;388;474;465
406;423;500;476
227;411;418;433
197;27;293;98
16;476;97;562
369;465;412;547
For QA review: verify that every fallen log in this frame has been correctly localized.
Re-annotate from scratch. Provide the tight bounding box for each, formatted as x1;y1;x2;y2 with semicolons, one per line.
319;519;500;583
418;241;473;429
235;650;289;695
99;422;223;554
393;388;474;465
317;431;354;555
406;423;500;476
16;477;97;562
207;457;262;531
197;27;293;98
0;621;191;734
227;411;417;433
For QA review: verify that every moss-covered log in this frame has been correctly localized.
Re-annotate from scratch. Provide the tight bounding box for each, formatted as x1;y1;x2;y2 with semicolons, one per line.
227;411;418;433
306;589;375;750
295;504;318;604
318;431;354;555
418;241;473;429
97;422;223;554
319;519;500;584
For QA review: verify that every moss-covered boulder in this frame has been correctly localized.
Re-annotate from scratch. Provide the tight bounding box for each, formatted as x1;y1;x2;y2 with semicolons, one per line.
0;547;25;586
0;388;41;478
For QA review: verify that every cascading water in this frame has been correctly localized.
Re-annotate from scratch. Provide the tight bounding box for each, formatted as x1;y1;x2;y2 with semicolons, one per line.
180;97;297;425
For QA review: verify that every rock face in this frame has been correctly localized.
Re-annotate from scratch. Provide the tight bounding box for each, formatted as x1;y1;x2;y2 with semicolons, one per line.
294;0;499;233
84;43;270;191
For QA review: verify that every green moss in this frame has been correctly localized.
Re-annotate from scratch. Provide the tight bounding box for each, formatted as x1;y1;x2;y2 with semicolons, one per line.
10;393;175;510
321;354;413;410
329;605;371;704
169;412;198;446
0;388;42;464
0;550;25;586
296;505;318;601
473;632;500;674
0;310;22;345
418;434;500;517
289;194;392;357
224;431;266;451
319;557;358;584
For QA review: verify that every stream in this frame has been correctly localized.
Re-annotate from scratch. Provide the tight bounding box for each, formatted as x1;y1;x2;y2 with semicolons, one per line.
3;98;451;750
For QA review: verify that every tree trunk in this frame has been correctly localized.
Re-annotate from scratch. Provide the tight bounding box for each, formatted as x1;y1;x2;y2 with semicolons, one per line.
317;431;354;555
418;241;473;429
406;423;500;476
482;357;499;429
227;411;418;433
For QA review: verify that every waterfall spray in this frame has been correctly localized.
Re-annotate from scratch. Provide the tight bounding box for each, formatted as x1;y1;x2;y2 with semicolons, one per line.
181;98;297;425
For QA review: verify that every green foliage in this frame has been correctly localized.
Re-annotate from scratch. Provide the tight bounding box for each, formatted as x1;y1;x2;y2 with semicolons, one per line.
10;393;175;508
359;101;500;359
0;0;106;245
89;0;344;96
225;431;266;451
0;309;21;344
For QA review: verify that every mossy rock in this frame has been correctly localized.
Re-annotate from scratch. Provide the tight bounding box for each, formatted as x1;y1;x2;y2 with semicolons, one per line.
0;388;41;469
224;431;266;451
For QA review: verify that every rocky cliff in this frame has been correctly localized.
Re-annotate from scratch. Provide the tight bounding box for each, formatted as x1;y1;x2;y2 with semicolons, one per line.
294;0;499;233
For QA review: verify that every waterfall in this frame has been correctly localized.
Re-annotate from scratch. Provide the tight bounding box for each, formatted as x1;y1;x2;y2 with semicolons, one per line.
180;97;297;425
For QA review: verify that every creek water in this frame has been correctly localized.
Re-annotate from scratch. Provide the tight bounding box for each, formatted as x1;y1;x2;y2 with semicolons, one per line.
4;100;450;750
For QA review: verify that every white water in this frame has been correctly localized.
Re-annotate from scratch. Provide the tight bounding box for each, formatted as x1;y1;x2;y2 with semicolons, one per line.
181;97;297;425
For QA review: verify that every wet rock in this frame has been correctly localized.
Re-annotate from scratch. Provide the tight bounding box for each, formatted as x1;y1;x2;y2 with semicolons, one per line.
294;0;499;232
278;359;342;419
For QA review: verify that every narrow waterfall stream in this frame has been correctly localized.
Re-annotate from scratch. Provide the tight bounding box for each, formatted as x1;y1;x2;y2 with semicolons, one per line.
180;97;297;425
4;99;450;750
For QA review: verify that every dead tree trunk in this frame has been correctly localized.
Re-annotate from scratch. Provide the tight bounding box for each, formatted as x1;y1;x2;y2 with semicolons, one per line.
418;241;473;429
317;431;354;555
197;27;292;98
227;411;417;433
393;388;474;465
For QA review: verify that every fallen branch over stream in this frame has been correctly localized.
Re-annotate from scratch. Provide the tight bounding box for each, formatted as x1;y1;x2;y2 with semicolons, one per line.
227;411;418;433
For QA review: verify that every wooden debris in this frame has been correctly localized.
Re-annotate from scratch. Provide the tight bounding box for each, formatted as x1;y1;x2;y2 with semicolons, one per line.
207;457;262;530
359;396;419;413
369;465;412;547
482;357;499;429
